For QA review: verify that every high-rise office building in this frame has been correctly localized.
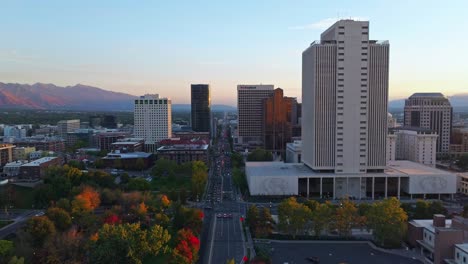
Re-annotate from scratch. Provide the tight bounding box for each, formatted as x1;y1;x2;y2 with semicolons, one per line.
263;88;295;157
404;93;452;154
237;84;274;148
57;120;80;139
191;84;211;133
134;94;172;153
302;19;389;174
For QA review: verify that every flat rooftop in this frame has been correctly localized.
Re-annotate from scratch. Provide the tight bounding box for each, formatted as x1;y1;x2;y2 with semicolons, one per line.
157;144;209;151
103;152;152;159
22;157;58;167
246;160;454;178
456;244;468;253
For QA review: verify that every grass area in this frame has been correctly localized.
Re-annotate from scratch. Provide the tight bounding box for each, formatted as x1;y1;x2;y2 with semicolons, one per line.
0;220;13;229
0;185;36;209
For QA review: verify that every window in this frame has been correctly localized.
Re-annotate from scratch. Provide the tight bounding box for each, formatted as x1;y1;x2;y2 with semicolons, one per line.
338;32;345;35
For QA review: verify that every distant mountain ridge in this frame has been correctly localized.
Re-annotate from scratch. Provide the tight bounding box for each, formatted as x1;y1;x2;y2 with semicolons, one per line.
0;82;236;112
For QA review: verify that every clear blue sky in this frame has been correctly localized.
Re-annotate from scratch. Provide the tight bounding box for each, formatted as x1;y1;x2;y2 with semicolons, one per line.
1;0;467;105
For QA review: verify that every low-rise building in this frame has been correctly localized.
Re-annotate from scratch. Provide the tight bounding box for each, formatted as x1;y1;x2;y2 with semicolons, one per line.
13;136;65;152
408;214;468;264
457;173;468;195
0;144;14;167
111;138;144;152
102;151;153;170
285;140;302;163
246;160;456;199
172;131;210;142
95;132;129;152
13;146;36;161
19;157;61;179
390;127;438;167
157;138;209;165
2;161;28;177
450;128;468;156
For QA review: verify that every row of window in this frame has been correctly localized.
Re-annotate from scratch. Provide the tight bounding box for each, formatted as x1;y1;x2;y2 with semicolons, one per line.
135;99;168;105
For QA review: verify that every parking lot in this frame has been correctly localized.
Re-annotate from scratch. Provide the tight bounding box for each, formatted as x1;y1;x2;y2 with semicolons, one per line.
267;241;422;264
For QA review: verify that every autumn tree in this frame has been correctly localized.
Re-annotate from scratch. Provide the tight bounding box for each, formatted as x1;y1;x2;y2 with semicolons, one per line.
333;199;366;237
0;240;13;262
24;216;56;247
46;207;72;231
366;197;408;247
71;186;100;216
173;205;204;235
246;205;260;233
171;228;200;264
278;197;312;238
91;223;170;264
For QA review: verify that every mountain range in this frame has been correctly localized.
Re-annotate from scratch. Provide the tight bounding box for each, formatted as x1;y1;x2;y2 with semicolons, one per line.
0;82;236;112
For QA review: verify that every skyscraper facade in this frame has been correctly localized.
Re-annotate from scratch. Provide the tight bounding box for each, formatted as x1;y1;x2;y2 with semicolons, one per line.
191;84;211;133
263;88;295;157
302;20;389;174
404;93;452;154
57;120;80;139
134;94;172;153
237;84;274;148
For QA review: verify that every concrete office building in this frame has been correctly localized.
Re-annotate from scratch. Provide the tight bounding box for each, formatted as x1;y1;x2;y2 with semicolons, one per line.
134;94;172;153
302;19;389;173
191;84;211;134
450;128;468;156
237;85;275;149
391;127;438;167
245;20;456;199
404;93;452;154
57;120;80;139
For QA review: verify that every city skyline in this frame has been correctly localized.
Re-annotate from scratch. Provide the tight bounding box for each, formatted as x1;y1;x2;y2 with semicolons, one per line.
1;1;467;105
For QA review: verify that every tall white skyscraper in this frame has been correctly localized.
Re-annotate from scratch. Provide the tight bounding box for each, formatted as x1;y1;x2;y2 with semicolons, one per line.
236;84;274;148
134;94;172;152
302;20;389;174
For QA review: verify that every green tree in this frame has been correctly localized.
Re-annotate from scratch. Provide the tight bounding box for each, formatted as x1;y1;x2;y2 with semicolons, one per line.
278;197;312;238
114;158;123;169
311;201;335;237
456;154;468;170
152;159;177;178
127;178;151;191
24;216;56;247
191;161;208;199
8;256;25;264
414;200;430;219
0;240;14;261
135;158;145;171
366;197;408;248
91;223;170;264
256;207;274;238
46;207;72;231
56;198;71;212
246;205;260;232
94;159;105;169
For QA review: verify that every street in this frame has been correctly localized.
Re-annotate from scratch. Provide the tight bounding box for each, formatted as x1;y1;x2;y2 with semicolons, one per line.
199;116;247;264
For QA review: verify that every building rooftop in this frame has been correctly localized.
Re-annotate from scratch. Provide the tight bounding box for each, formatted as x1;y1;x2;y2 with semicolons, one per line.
111;141;142;145
157;144;209;151
409;93;446;98
410;219;452;233
22;157;58;167
103;152;152;159
455;244;468;253
246;160;454;178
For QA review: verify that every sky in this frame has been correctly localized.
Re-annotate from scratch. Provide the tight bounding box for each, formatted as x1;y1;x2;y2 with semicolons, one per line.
0;0;467;106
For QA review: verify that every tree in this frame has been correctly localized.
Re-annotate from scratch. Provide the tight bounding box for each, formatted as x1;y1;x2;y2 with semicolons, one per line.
46;207;72;231
256;207;274;238
456;154;468;170
135;158;145;171
366;198;408;248
171;228;200;264
114;158;122;169
8;256;25;264
152;159;177;178
231;152;244;168
173;205;203;235
0;240;13;261
91;223;170;264
333;199;365;237
24;216;56;247
414;200;430;219
191;161;208;199
311;201;335;237
278;197;312;238
94;159;105;169
226;259;235;264
56;198;71;212
71;186;100;216
246;205;260;232
127;178;151;191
